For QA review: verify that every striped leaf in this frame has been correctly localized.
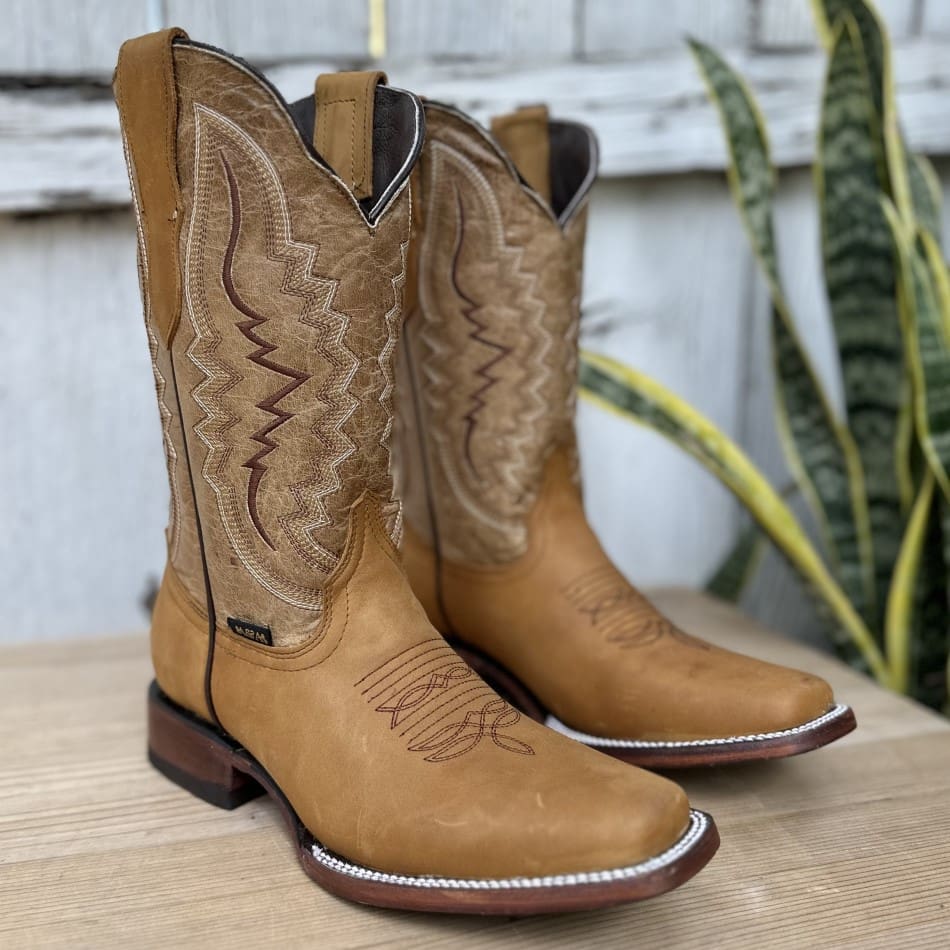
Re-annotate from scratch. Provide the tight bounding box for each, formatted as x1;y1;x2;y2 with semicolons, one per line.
813;0;887;122
885;206;950;501
886;199;950;707
908;153;943;243
579;350;889;684
817;14;903;625
691;38;877;629
911;497;949;709
814;0;921;230
885;466;949;707
814;0;931;517
885;469;934;693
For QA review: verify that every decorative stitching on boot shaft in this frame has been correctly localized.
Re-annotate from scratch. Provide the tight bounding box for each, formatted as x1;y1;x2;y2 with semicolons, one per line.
401;114;587;565
449;184;512;475
185;103;364;612
221;154;312;551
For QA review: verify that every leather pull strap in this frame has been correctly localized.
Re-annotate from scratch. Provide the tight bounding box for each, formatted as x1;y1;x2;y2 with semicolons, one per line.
114;27;188;346
314;70;387;200
491;105;551;205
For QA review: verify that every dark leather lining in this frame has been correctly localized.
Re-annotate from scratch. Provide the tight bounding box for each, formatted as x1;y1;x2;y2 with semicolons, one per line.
423;101;596;225
288;85;420;217
176;38;422;223
548;120;597;220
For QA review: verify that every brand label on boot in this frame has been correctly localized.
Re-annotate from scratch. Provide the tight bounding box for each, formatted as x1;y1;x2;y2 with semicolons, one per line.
227;617;273;646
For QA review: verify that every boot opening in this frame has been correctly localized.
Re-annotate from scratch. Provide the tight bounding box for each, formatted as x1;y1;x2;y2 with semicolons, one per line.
549;120;598;223
175;38;422;223
288;85;422;220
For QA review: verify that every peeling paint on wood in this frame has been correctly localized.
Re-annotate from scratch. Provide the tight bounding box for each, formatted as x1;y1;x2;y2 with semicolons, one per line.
4;39;950;214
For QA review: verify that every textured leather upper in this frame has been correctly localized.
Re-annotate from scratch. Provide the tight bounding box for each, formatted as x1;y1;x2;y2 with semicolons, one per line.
123;37;695;880
396;103;836;742
163;46;408;646
394;104;587;565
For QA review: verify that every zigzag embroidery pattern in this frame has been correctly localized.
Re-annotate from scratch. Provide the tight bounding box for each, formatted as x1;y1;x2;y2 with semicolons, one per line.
450;183;512;476
184;103;361;608
221;154;311;550
376;238;410;545
418;142;549;547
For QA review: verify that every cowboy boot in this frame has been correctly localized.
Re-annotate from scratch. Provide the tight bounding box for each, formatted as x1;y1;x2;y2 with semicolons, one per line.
395;102;856;769
116;30;718;914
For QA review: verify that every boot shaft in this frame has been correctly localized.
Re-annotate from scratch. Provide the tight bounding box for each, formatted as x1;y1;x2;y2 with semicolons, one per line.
395;103;597;565
116;31;422;646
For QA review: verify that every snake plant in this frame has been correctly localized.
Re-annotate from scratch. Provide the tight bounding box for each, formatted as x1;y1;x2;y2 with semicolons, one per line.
579;0;950;709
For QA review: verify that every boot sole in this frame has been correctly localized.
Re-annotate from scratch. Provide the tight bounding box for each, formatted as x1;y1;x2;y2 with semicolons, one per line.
449;640;857;769
147;681;719;914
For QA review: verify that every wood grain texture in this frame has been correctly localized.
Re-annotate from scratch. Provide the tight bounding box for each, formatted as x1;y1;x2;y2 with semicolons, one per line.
162;0;368;62
0;0;152;75
757;0;918;49
578;175;750;590
6;38;950;212
922;0;950;35
581;0;751;57
385;0;575;61
1;591;947;947
0;212;167;643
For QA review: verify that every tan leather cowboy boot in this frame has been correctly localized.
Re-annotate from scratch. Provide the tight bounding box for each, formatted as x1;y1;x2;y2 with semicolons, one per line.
395;102;856;769
116;30;718;913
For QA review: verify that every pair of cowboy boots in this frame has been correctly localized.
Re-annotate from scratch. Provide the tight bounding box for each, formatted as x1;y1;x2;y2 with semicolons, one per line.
117;29;854;915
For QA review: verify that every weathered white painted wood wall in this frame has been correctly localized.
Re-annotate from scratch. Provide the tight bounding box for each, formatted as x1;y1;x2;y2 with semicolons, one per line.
2;0;947;644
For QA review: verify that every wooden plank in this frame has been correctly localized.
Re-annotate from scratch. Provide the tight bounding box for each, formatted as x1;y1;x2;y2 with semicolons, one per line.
922;0;950;34
0;0;152;76
1;593;947;947
0;212;168;643
757;0;918;49
163;0;368;63
385;0;575;61
578;175;750;590
0;87;131;213
4;37;950;213
582;0;751;57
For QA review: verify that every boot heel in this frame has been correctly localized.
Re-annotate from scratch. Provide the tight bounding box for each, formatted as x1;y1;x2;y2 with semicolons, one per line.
147;681;264;810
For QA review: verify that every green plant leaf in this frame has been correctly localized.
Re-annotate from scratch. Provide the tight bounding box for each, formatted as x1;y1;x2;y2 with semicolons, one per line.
885;206;950;502
814;1;928;518
886;206;950;707
885;468;934;692
817;14;904;624
690;37;877;630
705;524;766;602
812;0;886;119
885;468;949;706
579;350;890;684
911;497;949;709
908;153;943;242
812;0;914;221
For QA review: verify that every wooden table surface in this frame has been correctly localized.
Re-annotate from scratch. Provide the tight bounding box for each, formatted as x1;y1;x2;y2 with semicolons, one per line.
3;590;949;949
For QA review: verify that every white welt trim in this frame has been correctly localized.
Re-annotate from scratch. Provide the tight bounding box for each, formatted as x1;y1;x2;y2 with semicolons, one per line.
309;810;709;890
545;703;851;750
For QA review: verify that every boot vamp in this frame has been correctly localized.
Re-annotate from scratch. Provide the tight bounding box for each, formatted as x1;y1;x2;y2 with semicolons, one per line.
211;503;690;880
436;461;835;742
